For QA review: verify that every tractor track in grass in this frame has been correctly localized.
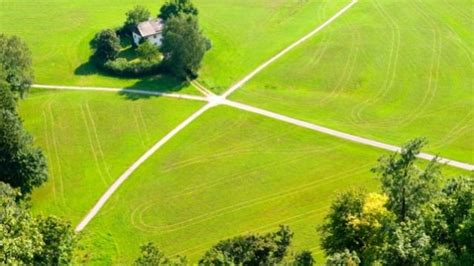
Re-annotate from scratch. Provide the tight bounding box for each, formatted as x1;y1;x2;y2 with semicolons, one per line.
33;0;473;235
72;0;360;232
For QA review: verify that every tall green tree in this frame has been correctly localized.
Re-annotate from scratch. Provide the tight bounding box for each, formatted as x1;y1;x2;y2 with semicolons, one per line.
93;29;121;62
160;14;211;79
135;242;186;265
431;176;474;264
34;216;76;265
200;225;293;265
0;182;75;264
0;34;34;97
0;182;43;264
137;40;160;61
123;6;151;35
159;0;198;21
372;138;441;221
0;85;47;195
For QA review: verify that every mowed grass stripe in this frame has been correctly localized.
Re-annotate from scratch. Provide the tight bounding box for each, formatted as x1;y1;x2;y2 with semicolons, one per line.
19;89;204;224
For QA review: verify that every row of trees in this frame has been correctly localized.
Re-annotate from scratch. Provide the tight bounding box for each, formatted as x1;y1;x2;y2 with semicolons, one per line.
134;139;473;265
93;0;210;79
0;34;76;264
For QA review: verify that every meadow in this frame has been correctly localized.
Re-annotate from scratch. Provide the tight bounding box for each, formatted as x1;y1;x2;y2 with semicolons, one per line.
0;0;348;91
75;105;468;264
231;0;474;163
5;0;473;264
19;89;203;224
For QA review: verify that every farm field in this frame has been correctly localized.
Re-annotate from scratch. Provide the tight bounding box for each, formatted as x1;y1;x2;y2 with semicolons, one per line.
19;89;204;224
231;0;474;163
2;0;473;264
0;0;348;92
76;105;469;264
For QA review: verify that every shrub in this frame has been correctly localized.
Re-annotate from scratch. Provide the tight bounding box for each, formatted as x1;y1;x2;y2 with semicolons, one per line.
102;58;164;77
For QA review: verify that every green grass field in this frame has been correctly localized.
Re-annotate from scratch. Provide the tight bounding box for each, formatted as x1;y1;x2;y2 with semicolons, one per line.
0;0;348;93
19;89;203;223
231;0;474;163
76;105;468;264
5;0;473;264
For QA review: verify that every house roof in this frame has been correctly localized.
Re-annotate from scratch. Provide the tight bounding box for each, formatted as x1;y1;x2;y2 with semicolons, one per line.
137;19;164;37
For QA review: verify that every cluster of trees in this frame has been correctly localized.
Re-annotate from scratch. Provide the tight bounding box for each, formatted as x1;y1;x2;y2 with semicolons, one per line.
0;34;76;264
93;0;210;79
134;139;473;265
135;226;314;265
319;139;473;265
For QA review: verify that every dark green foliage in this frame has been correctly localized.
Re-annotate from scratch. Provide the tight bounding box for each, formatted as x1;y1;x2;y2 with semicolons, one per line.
325;250;361;266
0;182;75;264
0;87;47;195
124;6;151;35
160;14;211;79
93;29;121;62
137;40;160;61
320;139;474;265
0;34;34;97
381;220;432;266
135;242;186;265
199;225;293;265
372;138;441;221
159;0;198;21
0;182;43;264
34;216;76;265
294;250;315;266
431;176;474;265
319;190;366;256
102;58;163;77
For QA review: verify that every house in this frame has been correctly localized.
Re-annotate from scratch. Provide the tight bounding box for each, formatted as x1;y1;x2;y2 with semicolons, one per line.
132;18;164;46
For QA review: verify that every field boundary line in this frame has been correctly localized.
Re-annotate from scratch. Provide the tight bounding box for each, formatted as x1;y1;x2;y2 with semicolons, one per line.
32;84;209;102
75;103;213;232
223;99;474;171
221;0;358;98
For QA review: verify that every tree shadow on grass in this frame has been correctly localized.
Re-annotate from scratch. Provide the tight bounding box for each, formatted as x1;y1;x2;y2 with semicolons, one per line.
74;58;189;101
119;75;188;101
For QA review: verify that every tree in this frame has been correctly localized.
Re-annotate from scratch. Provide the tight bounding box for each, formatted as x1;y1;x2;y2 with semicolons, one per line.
199;225;293;265
0;182;75;264
160;14;211;79
0;182;43;264
135;242;186;265
325;250;361;266
93;29;121;62
34;216;76;265
124;6;151;35
319;190;366;256
0;34;34;97
159;0;198;21
0;86;48;195
380;220;432;266
294;250;315;266
431;176;474;264
372;138;441;221
137;40;160;61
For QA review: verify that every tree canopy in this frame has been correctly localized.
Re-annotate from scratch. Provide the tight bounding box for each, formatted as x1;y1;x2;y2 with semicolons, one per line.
93;29;121;62
319;139;474;265
160;14;211;79
135;242;186;265
199;225;293;265
0;84;47;195
0;182;75;264
0;34;34;97
158;0;198;21
123;6;151;35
